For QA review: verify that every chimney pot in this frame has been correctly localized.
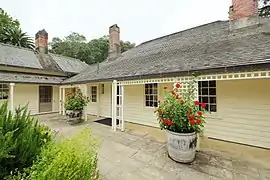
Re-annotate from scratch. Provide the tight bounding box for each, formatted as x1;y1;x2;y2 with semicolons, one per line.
35;29;48;54
229;0;258;21
228;0;259;30
108;24;121;60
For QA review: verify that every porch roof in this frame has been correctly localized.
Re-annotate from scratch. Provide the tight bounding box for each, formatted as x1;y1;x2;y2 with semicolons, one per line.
0;72;66;84
63;18;270;84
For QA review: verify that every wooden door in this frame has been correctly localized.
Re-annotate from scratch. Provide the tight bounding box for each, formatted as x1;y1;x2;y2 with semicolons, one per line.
39;86;53;113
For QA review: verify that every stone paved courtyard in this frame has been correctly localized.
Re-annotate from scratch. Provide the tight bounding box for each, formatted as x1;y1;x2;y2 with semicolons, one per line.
37;114;270;180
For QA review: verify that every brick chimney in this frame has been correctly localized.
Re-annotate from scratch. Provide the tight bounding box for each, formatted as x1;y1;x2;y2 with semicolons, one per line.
35;29;48;53
229;0;259;30
108;24;121;60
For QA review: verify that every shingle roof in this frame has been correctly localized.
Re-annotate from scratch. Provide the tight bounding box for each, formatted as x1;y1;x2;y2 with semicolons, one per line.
0;72;65;84
64;19;270;84
0;43;43;69
50;54;89;73
0;43;89;74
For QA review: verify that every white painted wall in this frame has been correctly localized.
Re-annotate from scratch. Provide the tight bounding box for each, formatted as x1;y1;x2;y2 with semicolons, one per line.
14;84;39;114
13;84;60;115
204;79;270;149
122;79;270;149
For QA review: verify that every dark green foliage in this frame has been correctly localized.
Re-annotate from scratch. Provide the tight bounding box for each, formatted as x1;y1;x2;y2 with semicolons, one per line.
49;33;136;65
259;0;270;17
7;127;100;180
0;101;52;179
0;8;34;49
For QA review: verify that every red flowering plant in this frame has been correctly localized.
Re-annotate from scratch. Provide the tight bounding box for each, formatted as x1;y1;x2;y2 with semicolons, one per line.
65;88;90;111
154;76;207;134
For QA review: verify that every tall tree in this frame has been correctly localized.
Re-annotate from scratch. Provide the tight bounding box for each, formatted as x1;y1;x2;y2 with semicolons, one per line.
259;0;270;17
49;33;135;65
0;8;34;49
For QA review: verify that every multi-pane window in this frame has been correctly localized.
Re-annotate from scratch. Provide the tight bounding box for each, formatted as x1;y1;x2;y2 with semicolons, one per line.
145;83;158;107
0;84;9;100
198;81;217;112
39;86;52;103
91;86;97;102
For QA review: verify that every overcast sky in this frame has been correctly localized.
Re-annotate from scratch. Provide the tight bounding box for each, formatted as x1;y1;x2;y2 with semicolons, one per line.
1;0;231;45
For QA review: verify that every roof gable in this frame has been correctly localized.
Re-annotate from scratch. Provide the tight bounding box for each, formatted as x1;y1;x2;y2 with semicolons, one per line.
0;43;89;75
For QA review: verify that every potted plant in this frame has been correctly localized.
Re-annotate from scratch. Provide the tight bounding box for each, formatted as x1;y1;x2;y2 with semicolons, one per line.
65;88;90;124
155;78;207;163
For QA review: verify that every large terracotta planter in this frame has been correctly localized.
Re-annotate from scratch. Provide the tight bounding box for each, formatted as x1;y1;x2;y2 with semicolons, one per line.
65;110;82;125
166;130;197;163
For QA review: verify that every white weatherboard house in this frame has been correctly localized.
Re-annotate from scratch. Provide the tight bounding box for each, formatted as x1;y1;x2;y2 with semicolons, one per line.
1;0;270;154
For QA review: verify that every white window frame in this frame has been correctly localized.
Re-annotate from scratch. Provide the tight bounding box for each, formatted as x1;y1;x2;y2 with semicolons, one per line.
91;86;98;103
0;83;9;100
144;83;158;108
198;80;217;113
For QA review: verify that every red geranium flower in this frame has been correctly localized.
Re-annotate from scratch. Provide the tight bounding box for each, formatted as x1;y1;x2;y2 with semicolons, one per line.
158;109;163;115
197;111;203;116
180;99;185;104
164;86;168;89
167;120;173;125
194;101;200;105
78;88;81;91
197;119;202;124
188;107;193;112
172;91;176;95
163;119;168;125
201;103;206;108
189;114;195;120
175;83;181;88
158;100;161;103
190;119;195;125
176;94;179;99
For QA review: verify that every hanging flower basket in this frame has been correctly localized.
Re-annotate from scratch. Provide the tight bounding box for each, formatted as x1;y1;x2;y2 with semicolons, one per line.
65;88;90;125
155;77;207;163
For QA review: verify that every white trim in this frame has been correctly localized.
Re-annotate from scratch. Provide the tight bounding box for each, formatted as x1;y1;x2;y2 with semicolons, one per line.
62;88;65;115
9;83;15;112
111;80;117;131
118;70;270;85
84;84;88;121
59;87;62;114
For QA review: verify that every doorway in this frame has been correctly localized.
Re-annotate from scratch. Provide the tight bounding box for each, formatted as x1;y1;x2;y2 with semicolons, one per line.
39;86;53;113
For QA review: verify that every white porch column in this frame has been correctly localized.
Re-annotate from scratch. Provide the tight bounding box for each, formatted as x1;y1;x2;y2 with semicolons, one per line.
120;85;125;132
59;87;62;114
84;84;88;121
111;80;117;131
62;88;65;115
9;83;15;112
97;83;100;117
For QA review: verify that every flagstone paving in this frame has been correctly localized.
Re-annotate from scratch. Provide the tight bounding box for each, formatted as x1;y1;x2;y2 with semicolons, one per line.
37;114;270;180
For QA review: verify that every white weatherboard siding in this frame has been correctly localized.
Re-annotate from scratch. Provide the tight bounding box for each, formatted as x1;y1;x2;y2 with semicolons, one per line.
84;83;112;117
14;84;60;115
123;83;173;127
204;79;270;149
86;83;98;116
99;83;112;117
14;84;39;114
52;86;59;112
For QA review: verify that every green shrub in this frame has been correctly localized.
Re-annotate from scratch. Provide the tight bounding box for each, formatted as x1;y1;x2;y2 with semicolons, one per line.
0;101;52;179
18;127;100;180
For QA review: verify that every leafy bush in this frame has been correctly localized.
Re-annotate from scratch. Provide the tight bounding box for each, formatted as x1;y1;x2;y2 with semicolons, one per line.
0;101;52;179
155;76;207;133
65;88;90;111
10;127;100;180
